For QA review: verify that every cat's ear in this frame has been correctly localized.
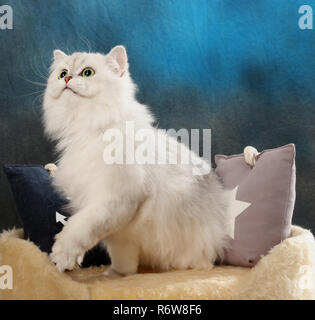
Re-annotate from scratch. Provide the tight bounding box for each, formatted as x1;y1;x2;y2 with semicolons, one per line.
106;45;128;77
53;50;67;62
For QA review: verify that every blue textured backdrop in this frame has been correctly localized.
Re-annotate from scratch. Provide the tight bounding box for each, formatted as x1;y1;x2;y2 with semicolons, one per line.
0;0;314;232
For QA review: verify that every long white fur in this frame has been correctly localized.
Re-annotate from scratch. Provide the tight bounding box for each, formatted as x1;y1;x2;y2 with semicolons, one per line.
43;46;233;275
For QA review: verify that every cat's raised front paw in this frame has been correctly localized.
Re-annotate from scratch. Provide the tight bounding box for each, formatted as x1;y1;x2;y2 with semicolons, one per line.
49;233;84;272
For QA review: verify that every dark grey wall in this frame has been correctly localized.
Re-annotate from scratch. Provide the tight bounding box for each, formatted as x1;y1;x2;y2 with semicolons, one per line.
1;0;315;233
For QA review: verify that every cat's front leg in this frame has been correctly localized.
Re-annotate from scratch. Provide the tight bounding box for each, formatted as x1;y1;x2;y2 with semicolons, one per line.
50;212;93;272
50;234;84;272
50;199;141;272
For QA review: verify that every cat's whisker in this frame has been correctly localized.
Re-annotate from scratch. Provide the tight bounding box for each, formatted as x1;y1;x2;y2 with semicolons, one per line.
40;54;49;75
78;33;92;53
65;41;74;56
53;40;62;56
18;76;47;87
17;57;48;91
31;92;45;112
14;90;45;98
30;56;48;82
34;63;48;82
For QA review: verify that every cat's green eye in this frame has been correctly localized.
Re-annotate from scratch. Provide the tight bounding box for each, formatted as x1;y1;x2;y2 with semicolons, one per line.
81;67;95;78
58;69;68;79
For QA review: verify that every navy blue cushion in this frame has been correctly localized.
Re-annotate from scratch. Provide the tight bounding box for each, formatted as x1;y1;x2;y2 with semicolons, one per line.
3;164;110;268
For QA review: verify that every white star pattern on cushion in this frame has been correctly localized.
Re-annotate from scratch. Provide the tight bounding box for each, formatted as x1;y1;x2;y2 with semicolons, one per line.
227;186;251;239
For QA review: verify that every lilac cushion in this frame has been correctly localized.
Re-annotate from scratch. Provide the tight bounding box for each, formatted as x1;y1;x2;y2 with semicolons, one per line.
215;144;296;267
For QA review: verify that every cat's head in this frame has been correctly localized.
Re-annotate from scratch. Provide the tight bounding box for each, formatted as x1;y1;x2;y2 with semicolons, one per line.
45;45;130;101
43;46;140;140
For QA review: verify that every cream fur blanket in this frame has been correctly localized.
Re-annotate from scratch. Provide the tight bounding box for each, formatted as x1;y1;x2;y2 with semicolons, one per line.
0;225;314;300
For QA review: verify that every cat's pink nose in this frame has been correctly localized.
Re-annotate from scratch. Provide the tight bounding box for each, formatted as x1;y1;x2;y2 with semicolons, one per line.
64;76;72;84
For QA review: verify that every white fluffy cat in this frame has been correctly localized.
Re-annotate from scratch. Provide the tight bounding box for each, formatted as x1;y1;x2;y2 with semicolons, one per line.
43;46;234;276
